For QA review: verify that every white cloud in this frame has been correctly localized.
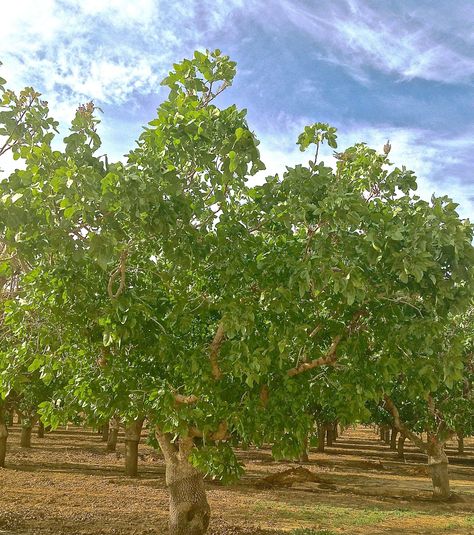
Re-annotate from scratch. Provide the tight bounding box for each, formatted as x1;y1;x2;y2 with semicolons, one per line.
0;0;245;116
275;0;474;84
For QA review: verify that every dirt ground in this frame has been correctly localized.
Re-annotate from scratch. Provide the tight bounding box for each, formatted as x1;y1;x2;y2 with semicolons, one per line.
0;425;473;535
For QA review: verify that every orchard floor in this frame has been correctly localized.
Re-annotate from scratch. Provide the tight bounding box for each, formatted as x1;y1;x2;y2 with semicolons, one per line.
0;426;473;535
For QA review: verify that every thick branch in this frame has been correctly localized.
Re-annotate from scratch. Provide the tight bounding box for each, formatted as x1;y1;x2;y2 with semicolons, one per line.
287;335;342;377
107;249;128;300
174;393;199;405
189;421;229;442
155;427;178;464
209;322;225;380
383;396;427;452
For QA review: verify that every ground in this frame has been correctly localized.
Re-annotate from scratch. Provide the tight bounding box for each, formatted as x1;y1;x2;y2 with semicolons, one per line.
0;426;473;535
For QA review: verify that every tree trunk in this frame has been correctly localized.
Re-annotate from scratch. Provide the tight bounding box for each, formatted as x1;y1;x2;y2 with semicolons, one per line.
379;427;384;441
326;425;333;447
0;404;8;468
457;433;464;455
317;424;325;453
101;420;110;442
333;421;338;440
21;425;32;448
390;427;398;450
107;417;120;452
299;432;309;462
384;427;391;445
6;408;14;426
397;435;406;459
427;437;450;500
37;421;45;439
156;430;210;535
124;418;144;477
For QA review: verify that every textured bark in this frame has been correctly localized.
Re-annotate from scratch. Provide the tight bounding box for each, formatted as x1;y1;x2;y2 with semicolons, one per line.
37;421;45;439
101;421;110;442
317;424;325;452
6;408;14;426
0;404;8;468
390;427;398;450
397;435;406;459
107;417;120;452
124;418;144;477
299;432;309;462
427;438;450;500
21;425;32;448
156;430;210;535
384;427;391;445
326;425;333;447
457;433;464;454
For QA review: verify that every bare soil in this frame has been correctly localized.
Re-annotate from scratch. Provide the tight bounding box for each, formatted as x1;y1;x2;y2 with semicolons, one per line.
0;426;473;534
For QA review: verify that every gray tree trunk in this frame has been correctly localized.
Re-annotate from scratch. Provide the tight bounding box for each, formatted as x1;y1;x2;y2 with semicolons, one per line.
427;438;450;500
299;432;309;462
326;425;333;447
156;430;210;535
124;418;144;477
21;425;32;448
317;424;325;452
101;420;109;442
390;427;398;450
397;434;406;459
107;416;120;452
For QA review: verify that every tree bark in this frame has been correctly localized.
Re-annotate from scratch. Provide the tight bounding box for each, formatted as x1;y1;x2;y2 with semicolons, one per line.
379;427;384;441
37;420;45;439
156;430;210;535
397;435;406;459
427;437;450;500
124;418;144;477
384;426;391;445
21;425;32;448
101;420;110;442
390;426;398;450
0;404;8;468
317;424;325;452
326;425;333;447
299;432;309;462
107;417;120;452
457;433;464;454
333;421;338;440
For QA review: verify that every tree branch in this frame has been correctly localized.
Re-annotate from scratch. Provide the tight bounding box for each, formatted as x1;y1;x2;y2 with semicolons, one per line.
287;335;342;377
210;322;225;380
155;427;178;464
173;393;199;405
383;395;427;452
107;249;128;300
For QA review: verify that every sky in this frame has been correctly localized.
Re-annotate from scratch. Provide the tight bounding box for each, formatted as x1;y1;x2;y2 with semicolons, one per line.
1;0;473;219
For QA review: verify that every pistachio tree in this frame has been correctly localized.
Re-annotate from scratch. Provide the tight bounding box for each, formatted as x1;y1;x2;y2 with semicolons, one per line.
1;50;473;535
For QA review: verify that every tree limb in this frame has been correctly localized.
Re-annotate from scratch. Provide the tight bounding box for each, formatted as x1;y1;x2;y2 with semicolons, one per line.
173;393;199;405
383;395;427;452
210;322;225;380
287;335;342;377
107;249;128;300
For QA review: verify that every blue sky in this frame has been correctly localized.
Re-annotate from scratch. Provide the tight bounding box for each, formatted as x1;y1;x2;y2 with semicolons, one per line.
2;0;473;218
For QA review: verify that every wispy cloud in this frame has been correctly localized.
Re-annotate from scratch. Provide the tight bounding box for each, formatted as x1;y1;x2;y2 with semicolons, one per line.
273;0;474;84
